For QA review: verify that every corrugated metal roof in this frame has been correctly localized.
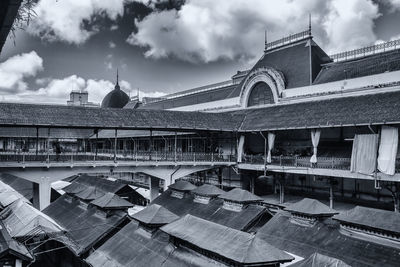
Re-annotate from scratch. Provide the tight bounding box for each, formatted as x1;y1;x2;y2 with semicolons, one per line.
43;194;127;256
161;214;294;265
218;188;263;203
130;204;179;226
284;198;338;217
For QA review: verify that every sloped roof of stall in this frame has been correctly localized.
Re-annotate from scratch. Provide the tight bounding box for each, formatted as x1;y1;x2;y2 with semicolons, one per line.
284;198;338;217
86;220;223;267
333;206;400;235
0;199;64;239
161;214;293;265
256;211;400;267
0;179;29;208
74;186;105;201
314;48;400;84
218;188;263;203
0;221;33;261
130;204;179;226
0;102;243;132
239;90;400;131
290;252;351;267
152;189;265;231
90;192;133;209
192;184;225;197
0;174;33;202
73;175;126;193
43;194;127;256
168;180;197;192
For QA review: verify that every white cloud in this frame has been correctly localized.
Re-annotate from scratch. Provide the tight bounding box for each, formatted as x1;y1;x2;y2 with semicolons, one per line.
0;51;43;92
28;0;126;44
386;0;400;10
128;0;381;63
109;41;116;48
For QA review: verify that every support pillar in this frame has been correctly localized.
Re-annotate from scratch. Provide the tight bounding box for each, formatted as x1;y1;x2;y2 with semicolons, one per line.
149;176;160;202
218;167;223;189
33;177;51;210
251;176;255;194
15;259;22;267
114;129;118;162
329;179;334;209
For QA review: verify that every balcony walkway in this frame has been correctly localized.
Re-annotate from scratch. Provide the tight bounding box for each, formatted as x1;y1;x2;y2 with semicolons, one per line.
240;155;400;182
0;151;236;168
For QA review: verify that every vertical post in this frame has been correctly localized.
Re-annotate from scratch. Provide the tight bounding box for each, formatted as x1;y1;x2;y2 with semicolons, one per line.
149;176;160;202
36;127;39;156
114;129;117;162
149;129;153;160
95;129;98;157
174;132;177;162
329;179;334;209
47;128;50;163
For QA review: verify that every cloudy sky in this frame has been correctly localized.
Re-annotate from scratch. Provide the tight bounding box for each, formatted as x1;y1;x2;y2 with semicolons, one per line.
0;0;399;104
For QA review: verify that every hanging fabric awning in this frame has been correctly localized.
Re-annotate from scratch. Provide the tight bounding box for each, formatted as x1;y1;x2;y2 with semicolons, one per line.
310;129;321;163
378;126;399;175
267;132;275;163
350;134;378;175
237;135;245;163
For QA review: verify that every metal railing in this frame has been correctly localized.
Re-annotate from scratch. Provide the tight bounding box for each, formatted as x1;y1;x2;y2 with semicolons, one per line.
265;29;312;51
0;150;236;165
330;39;400;62
242;155;351;170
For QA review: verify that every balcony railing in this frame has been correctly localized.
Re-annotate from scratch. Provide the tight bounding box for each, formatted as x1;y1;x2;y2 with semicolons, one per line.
242;155;351;170
0;150;236;165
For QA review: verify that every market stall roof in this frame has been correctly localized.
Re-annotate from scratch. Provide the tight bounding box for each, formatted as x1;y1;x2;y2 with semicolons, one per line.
168;180;197;192
0;199;64;240
161;214;294;265
218;188;263;203
284;198;338;217
333;206;400;235
0;221;33;262
90;192;133;209
0;180;28;208
74;186;105;201
86;220;223;267
192;184;225;197
256;211;400;266
153;189;265;231
290;252;351;267
130;204;179;226
43;194;127;256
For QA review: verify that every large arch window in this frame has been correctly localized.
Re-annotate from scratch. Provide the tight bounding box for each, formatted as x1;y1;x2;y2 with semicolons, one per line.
247;82;274;107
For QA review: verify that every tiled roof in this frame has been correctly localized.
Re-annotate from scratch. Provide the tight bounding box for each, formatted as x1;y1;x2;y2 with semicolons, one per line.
333;206;400;235
192;184;225;197
314;49;400;84
130;204;179;226
168;180;197;192
239;91;400;131
257;211;400;267
284;198;338;217
0;127;93;138
161;214;294;265
139;84;238;110
218;188;263;203
0;102;242;132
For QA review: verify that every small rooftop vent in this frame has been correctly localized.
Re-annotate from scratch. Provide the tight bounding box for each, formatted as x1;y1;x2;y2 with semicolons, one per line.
192;184;225;204
284;198;338;227
218;188;263;211
168;180;196;199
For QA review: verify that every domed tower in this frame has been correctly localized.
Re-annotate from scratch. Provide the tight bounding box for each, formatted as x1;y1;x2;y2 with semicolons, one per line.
101;69;130;108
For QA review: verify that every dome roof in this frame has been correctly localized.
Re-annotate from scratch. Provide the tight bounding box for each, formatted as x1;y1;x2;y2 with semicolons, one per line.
101;83;130;108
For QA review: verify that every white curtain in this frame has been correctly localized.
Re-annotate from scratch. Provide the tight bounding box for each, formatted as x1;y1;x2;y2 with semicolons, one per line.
237;135;245;163
267;132;275;163
378;126;398;175
310;129;321;163
350;134;378;175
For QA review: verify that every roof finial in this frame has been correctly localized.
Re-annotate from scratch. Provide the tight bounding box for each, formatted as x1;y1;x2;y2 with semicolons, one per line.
308;13;312;33
264;30;267;45
116;68;119;86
